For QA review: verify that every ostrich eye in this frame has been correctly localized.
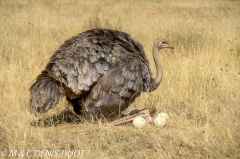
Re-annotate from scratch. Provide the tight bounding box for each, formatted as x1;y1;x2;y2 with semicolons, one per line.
162;41;167;44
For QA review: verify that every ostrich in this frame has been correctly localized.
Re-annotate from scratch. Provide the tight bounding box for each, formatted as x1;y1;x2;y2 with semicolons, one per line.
30;28;174;126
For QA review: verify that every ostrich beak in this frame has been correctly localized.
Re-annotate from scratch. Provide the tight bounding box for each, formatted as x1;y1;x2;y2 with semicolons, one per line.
168;44;174;54
169;44;174;49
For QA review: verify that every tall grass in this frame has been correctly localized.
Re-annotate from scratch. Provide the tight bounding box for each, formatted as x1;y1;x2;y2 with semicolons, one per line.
0;0;239;158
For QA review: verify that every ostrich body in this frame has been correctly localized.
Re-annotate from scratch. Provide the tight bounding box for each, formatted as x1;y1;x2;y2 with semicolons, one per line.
30;28;174;125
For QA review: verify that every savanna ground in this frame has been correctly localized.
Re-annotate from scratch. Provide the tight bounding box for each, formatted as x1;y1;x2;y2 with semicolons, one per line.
0;0;240;158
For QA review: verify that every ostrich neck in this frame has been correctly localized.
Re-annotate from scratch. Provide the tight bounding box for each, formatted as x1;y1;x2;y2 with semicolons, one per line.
149;46;163;92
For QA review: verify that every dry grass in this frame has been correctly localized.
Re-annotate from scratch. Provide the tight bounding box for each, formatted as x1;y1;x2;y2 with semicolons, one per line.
0;0;240;158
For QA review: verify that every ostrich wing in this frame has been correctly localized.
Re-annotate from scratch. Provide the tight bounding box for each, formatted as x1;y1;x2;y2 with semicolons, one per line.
30;28;153;114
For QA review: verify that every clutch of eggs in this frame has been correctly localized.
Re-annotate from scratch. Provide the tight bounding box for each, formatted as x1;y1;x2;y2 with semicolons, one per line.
132;112;169;128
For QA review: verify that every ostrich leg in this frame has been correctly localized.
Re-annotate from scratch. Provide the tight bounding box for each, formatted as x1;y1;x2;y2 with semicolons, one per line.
106;108;153;126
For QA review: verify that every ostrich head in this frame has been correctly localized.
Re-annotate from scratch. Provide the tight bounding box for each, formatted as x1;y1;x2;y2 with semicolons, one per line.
154;38;174;50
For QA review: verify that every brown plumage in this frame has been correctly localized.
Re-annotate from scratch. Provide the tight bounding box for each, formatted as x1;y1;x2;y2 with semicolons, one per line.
29;28;174;121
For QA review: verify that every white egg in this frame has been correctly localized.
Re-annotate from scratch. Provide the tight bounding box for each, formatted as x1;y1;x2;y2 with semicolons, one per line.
154;112;169;127
132;116;146;128
154;116;166;127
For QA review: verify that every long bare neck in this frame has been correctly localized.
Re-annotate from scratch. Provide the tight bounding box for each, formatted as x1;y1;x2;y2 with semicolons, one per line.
149;44;163;92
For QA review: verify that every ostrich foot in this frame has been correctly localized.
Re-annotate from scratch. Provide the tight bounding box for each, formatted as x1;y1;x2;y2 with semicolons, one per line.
106;108;153;126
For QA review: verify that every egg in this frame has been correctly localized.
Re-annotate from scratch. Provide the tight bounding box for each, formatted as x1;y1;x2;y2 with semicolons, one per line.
154;112;169;127
132;116;146;128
